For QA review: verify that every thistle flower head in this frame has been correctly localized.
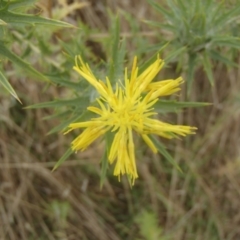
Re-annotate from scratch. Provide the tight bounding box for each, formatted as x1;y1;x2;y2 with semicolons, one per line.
65;56;196;185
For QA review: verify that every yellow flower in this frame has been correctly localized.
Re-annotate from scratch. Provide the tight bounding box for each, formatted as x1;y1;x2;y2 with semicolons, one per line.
65;55;196;185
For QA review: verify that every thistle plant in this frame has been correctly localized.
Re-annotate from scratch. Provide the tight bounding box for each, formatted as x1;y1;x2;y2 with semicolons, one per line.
0;0;71;102
64;55;196;185
28;17;205;186
147;0;240;91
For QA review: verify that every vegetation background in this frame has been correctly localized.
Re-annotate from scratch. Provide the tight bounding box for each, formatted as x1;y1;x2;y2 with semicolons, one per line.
1;0;240;239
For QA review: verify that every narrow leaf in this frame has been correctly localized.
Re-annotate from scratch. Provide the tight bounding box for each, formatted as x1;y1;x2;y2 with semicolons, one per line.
47;110;92;135
47;114;83;135
0;43;49;82
213;5;240;29
100;147;108;189
149;135;182;173
148;0;172;20
0;19;7;25
164;46;186;63
100;131;115;188
209;50;238;67
5;0;37;11
42;110;72;121
139;43;168;74
52;148;73;171
26;97;89;109
0;8;74;28
202;52;214;85
187;53;197;96
47;73;85;91
211;36;240;49
165;0;183;22
0;70;21;103
154;100;210;113
108;16;121;82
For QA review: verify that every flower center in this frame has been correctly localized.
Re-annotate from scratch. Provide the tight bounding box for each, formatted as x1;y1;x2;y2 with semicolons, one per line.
106;100;146;131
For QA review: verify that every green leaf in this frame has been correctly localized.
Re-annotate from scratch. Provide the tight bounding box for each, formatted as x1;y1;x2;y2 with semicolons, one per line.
47;110;93;135
154;100;210;113
42;110;72;121
149;135;182;173
0;43;49;82
52;148;73;171
100;131;115;188
110;16;120;65
107;15;125;83
142;20;161;28
6;0;37;10
0;19;7;25
143;20;177;34
164;46;186;63
207;1;223;30
47;114;82;135
138;43;168;74
0;70;21;103
26;96;90;109
191;12;206;36
202;51;214;85
148;0;172;21
209;50;238;67
165;0;183;23
47;73;85;91
187;53;197;96
100;146;109;189
213;4;240;30
177;0;187;14
0;8;73;28
211;36;240;49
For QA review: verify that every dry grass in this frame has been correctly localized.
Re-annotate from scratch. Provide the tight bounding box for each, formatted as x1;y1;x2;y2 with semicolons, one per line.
1;1;240;240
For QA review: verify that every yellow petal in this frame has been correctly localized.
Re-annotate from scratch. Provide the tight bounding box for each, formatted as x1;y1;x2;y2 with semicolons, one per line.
141;134;158;153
